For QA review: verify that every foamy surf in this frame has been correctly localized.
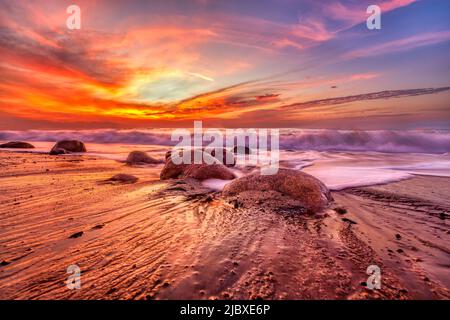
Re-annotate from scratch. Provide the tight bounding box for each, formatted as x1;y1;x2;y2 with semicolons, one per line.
287;151;450;190
202;179;232;191
303;166;413;190
1;128;450;153
202;151;450;191
2;130;450;191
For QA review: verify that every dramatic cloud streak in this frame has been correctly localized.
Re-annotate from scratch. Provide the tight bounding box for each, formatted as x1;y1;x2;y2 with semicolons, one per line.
283;87;450;111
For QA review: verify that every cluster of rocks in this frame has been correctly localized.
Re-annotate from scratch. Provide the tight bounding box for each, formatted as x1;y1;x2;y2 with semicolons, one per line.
0;139;88;155
2;139;332;213
159;149;332;214
160;149;236;180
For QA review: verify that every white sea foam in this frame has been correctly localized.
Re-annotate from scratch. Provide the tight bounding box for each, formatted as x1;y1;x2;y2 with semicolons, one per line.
303;166;413;190
202;179;232;191
202;151;450;191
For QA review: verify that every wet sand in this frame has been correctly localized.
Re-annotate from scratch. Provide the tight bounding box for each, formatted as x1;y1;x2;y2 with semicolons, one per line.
0;151;448;299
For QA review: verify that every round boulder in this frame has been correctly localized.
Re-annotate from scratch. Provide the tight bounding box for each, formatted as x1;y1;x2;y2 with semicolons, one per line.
50;140;86;155
126;151;162;165
222;169;332;213
50;148;68;155
0;141;35;149
182;163;236;180
160;149;235;181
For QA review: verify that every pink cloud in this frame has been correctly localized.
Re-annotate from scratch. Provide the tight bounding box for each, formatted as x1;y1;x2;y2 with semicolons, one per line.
280;0;419;52
345;31;450;58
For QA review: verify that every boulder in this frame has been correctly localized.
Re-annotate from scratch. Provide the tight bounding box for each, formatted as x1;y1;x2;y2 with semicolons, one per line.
50;140;86;155
161;151;186;179
182;163;236;180
0;141;35;149
126;151;162;165
50;148;68;155
160;150;235;181
222;169;332;213
107;174;138;184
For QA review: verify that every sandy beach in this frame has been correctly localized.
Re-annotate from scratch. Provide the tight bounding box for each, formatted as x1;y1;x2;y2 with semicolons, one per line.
0;150;448;300
1;0;450;310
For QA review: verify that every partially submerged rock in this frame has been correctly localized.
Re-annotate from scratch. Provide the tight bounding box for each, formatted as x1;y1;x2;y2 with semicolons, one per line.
126;151;162;165
0;141;35;149
106;174;139;184
222;169;332;213
160;150;236;181
50;140;86;155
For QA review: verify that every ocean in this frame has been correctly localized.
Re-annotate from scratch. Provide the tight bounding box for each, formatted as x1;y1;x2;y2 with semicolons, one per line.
1;128;450;190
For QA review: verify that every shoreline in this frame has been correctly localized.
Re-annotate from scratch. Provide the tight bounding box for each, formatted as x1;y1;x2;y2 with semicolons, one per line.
0;151;448;299
3;146;450;192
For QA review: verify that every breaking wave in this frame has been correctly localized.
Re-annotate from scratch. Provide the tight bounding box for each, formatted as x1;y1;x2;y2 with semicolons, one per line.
279;129;450;154
0;129;449;154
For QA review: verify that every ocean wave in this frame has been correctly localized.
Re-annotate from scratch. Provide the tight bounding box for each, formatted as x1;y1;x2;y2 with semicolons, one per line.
0;129;449;154
279;129;450;154
0;129;173;146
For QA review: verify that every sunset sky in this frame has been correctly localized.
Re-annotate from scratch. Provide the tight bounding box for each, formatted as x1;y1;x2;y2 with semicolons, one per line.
0;0;449;130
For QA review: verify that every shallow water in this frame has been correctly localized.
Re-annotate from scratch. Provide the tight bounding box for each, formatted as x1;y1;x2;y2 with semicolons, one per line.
3;142;450;190
2;140;450;190
292;151;450;190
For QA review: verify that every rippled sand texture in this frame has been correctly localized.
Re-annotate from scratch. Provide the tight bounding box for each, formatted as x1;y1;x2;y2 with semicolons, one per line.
0;152;448;299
